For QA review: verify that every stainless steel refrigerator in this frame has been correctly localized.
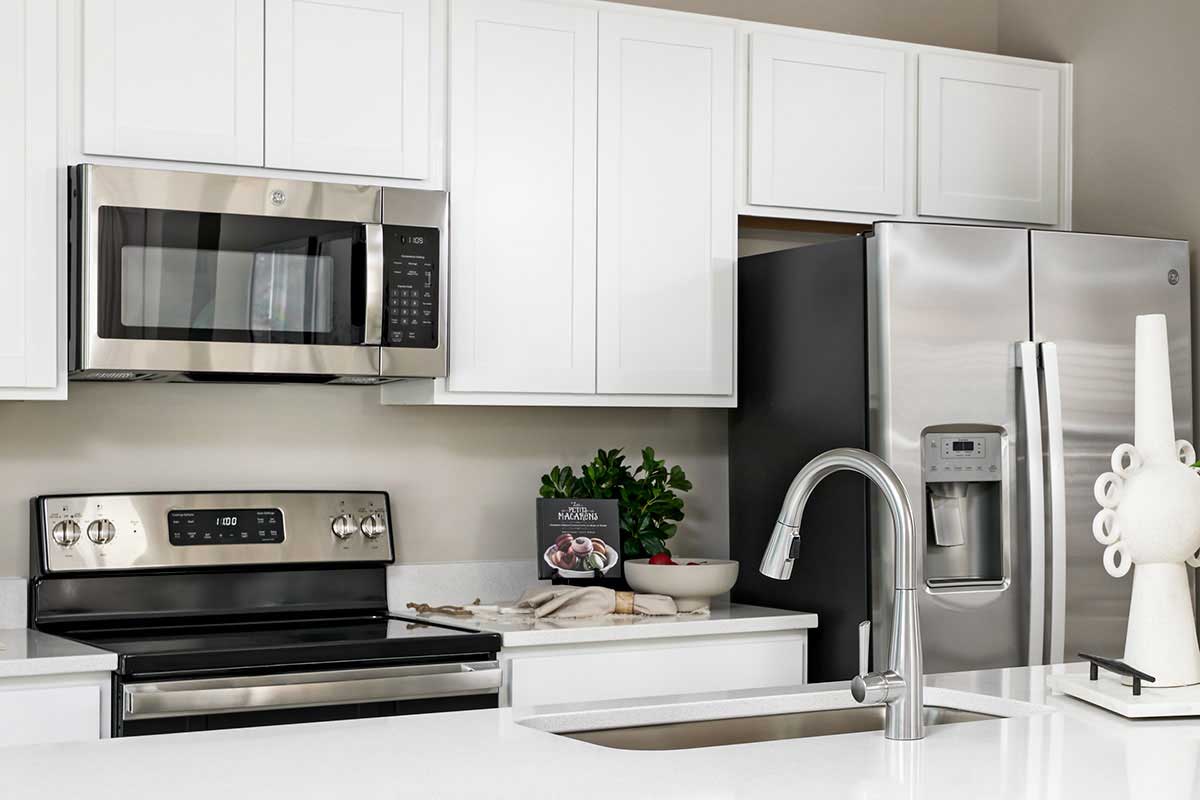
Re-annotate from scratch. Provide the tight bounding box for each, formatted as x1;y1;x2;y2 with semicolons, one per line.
730;222;1192;682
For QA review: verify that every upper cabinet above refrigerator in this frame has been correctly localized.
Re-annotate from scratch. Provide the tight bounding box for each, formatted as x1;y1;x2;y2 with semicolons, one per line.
736;26;1072;229
76;0;444;185
746;32;906;217
918;54;1063;225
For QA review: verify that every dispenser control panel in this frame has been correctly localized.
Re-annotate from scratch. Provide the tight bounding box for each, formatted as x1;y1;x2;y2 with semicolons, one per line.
942;437;984;458
924;432;1003;482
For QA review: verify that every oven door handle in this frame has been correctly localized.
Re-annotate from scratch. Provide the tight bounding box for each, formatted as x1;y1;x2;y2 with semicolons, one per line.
122;661;500;721
363;222;385;346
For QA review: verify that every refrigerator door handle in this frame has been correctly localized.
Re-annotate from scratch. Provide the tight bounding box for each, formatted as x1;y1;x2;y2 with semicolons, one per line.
1039;341;1067;663
1017;341;1046;666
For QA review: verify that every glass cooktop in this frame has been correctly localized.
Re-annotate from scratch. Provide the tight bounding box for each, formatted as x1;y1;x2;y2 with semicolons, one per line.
62;616;500;677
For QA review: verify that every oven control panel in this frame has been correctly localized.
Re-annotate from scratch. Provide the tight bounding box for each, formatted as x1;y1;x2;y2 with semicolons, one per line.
383;225;438;349
35;491;394;572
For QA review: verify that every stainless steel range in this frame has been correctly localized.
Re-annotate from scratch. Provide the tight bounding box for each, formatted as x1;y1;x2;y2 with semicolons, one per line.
28;490;500;737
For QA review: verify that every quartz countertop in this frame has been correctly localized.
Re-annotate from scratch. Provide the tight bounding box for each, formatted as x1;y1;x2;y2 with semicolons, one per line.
397;602;818;647
0;662;1192;799
0;629;117;678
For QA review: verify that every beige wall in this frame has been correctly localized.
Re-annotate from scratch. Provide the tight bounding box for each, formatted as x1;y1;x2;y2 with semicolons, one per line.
996;0;1200;403
618;0;999;51
0;384;727;575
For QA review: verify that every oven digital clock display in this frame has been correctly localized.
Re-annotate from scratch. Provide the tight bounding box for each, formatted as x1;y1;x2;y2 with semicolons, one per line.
168;508;284;546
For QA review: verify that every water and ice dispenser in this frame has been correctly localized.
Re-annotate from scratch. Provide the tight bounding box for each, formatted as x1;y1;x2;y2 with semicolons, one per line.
921;430;1007;589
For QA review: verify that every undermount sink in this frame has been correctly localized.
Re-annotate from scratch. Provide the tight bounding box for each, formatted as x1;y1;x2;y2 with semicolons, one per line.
556;705;1002;751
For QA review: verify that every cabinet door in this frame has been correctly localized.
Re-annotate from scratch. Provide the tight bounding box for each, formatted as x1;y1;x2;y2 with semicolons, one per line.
597;12;735;396
265;0;430;179
83;0;264;166
507;635;807;707
0;0;58;394
918;53;1061;224
0;685;101;747
748;33;905;215
447;0;597;394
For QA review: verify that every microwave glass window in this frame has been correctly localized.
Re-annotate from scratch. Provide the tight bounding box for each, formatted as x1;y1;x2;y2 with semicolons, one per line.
119;246;335;333
97;207;366;346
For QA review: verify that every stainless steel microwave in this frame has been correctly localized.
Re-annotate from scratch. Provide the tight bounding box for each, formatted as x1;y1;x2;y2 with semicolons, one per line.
68;164;447;384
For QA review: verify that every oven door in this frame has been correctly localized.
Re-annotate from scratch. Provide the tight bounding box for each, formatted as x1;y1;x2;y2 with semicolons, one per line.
117;661;501;737
72;164;384;380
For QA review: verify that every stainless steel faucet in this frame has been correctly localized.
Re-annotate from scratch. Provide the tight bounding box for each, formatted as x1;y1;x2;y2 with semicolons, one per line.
759;447;924;740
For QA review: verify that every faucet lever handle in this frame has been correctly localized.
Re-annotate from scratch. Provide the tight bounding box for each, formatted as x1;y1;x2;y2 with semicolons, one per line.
858;620;871;676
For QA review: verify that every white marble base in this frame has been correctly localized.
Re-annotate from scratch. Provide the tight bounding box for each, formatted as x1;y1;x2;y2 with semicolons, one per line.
1048;670;1200;718
387;559;533;612
0;578;26;629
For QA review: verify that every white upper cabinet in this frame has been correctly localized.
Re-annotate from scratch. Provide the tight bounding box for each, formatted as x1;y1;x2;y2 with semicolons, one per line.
265;0;431;179
596;11;735;396
747;33;905;216
83;0;265;166
918;53;1062;225
446;0;598;394
0;0;60;398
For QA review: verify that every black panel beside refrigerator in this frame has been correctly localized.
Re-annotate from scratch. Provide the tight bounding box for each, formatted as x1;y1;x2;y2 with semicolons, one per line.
730;237;871;683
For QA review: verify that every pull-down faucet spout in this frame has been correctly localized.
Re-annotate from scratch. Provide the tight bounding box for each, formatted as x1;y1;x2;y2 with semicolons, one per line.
759;448;924;740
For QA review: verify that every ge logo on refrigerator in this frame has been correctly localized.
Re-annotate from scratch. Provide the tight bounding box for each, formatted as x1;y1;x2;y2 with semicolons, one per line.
1168;269;1181;286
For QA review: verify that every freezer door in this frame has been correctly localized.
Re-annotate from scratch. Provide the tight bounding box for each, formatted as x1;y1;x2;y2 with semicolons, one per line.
1031;231;1192;664
869;223;1033;673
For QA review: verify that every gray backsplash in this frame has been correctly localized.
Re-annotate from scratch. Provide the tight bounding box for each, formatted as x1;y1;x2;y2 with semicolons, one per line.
0;382;728;578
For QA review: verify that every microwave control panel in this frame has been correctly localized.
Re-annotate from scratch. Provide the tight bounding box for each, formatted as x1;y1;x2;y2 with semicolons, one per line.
383;225;439;349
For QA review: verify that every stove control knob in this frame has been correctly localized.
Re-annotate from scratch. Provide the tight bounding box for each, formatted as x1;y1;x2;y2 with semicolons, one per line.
360;513;387;539
51;520;81;547
87;519;117;545
331;514;358;539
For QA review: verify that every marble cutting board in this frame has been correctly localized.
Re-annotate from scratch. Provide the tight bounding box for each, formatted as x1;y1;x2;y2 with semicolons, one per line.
1049;671;1200;718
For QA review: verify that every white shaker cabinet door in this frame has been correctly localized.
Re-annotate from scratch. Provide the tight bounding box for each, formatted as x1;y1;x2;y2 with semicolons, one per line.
748;33;905;215
83;0;264;166
0;0;59;396
265;0;431;179
447;0;597;394
596;11;735;396
918;53;1061;224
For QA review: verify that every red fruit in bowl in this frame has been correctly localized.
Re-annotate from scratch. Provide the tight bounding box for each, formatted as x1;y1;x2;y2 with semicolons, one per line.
648;553;676;566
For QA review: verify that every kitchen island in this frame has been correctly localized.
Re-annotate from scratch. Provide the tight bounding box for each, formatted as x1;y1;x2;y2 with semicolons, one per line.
1;662;1192;799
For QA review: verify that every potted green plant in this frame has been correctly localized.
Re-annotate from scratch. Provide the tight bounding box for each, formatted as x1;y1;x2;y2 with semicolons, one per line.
539;447;693;559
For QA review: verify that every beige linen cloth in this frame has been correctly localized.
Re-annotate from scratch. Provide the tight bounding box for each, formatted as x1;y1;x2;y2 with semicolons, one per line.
514;586;677;618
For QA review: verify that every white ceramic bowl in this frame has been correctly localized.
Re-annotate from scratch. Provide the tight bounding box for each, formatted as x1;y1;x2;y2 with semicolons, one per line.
544;544;620;579
624;558;739;612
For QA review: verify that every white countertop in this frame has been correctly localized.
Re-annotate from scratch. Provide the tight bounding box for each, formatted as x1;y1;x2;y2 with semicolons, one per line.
0;629;116;678
1;661;1194;798
398;602;818;647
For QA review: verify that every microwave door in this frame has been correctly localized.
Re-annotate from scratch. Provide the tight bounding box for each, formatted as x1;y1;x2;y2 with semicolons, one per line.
74;164;385;381
250;229;371;346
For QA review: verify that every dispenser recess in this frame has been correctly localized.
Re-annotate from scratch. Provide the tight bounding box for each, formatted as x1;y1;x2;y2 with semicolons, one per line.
922;429;1007;591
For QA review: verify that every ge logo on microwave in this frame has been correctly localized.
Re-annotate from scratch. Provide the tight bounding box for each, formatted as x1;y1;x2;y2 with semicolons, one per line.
270;190;287;207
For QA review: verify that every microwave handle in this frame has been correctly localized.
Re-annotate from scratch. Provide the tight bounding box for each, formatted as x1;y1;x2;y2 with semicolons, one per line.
364;223;384;346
